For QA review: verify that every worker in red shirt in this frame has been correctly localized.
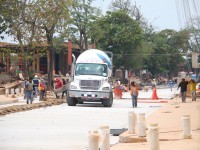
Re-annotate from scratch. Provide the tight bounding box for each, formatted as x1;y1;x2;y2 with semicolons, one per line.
54;78;63;89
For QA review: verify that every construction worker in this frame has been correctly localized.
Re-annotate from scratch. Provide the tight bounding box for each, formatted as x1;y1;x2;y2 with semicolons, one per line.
32;75;39;98
25;78;34;104
38;79;46;101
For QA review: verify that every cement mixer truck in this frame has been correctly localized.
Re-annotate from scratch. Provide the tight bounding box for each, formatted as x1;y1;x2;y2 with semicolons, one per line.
67;49;113;107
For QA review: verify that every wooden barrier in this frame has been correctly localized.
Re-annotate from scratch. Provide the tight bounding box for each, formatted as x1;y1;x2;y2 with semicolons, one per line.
0;74;11;84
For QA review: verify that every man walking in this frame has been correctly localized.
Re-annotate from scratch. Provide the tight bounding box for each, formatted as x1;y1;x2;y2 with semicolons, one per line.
189;79;198;101
38;79;46;101
25;78;34;104
177;78;188;103
32;75;39;98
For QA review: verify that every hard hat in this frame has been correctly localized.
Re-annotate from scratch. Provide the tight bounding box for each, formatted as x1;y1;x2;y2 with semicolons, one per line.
66;73;70;77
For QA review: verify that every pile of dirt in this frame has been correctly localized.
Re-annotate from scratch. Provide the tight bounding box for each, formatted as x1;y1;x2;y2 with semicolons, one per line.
0;99;65;116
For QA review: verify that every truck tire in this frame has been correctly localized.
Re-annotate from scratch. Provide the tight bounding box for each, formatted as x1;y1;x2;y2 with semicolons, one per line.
102;92;113;107
67;92;77;106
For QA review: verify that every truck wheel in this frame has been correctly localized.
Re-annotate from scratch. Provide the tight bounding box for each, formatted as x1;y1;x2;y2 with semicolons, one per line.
67;92;77;106
102;92;113;107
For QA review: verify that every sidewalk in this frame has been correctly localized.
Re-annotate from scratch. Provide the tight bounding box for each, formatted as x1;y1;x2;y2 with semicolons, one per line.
111;97;200;150
0;95;18;105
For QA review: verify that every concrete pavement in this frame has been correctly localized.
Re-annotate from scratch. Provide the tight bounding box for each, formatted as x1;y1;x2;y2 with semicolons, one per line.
110;96;200;150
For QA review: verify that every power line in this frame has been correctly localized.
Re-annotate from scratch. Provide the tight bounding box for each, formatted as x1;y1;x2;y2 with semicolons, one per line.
113;53;183;56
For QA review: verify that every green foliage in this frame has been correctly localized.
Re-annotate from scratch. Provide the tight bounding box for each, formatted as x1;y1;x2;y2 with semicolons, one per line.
144;29;186;76
69;0;101;51
92;10;143;69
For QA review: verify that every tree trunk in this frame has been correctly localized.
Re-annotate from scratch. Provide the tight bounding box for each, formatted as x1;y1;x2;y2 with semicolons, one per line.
48;46;54;90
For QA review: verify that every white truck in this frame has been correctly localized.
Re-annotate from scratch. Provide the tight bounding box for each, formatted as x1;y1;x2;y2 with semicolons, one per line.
67;49;113;107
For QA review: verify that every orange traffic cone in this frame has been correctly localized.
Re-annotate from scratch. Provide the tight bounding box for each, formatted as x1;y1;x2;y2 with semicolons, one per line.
151;86;159;100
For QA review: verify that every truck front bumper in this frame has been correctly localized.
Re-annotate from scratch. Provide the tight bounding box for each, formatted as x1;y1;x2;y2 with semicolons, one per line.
69;90;111;101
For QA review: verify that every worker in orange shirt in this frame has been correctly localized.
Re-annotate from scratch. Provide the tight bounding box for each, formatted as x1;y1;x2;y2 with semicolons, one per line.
130;81;139;108
38;79;46;101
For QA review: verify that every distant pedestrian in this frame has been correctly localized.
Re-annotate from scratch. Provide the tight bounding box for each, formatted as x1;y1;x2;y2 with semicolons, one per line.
177;78;188;103
62;78;71;98
130;81;139;108
25;78;34;104
32;75;39;98
23;78;28;100
54;78;63;98
188;79;198;101
38;79;46;101
168;80;174;91
61;78;66;98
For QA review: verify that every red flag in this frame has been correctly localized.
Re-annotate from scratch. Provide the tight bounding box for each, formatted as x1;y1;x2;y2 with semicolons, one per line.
68;40;72;65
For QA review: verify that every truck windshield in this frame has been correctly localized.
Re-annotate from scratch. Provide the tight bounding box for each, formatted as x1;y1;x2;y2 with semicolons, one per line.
75;63;108;77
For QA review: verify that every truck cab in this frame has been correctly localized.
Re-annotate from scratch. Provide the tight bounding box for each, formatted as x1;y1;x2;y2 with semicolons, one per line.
67;49;113;107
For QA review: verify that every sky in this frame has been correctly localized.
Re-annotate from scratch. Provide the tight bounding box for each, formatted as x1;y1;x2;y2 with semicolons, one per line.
92;0;200;31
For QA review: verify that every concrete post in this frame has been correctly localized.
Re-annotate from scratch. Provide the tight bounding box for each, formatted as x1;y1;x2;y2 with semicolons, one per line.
128;111;137;134
182;114;192;139
15;88;19;96
147;123;160;150
136;113;146;137
5;88;9;97
99;125;110;150
11;88;15;98
21;88;24;96
88;130;100;150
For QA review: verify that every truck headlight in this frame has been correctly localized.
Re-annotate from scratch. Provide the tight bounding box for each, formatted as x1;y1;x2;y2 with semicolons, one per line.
71;85;77;89
102;87;109;91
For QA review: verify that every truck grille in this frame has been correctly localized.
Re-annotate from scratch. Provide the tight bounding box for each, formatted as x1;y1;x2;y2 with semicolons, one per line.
80;80;101;90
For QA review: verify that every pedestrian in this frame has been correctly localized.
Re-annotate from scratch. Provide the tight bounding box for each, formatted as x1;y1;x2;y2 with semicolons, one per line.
54;78;63;98
25;78;34;104
130;81;139;108
177;78;188;103
32;75;39;98
23;78;28;100
188;79;198;101
168;80;174;91
61;78;66;98
38;79;46;101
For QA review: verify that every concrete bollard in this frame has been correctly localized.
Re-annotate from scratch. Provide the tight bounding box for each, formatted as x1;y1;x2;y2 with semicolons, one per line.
15;88;19;95
99;125;110;150
21;88;24;96
147;123;160;150
88;130;100;150
128;111;137;134
138;113;145;122
182;114;192;139
136;113;146;137
11;88;15;98
5;88;9;97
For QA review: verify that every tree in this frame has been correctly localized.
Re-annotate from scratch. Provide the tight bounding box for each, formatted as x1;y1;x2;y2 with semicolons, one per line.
91;10;144;75
109;0;156;74
32;0;72;88
144;29;189;77
187;17;200;52
0;0;11;39
69;0;101;52
1;0;72;88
